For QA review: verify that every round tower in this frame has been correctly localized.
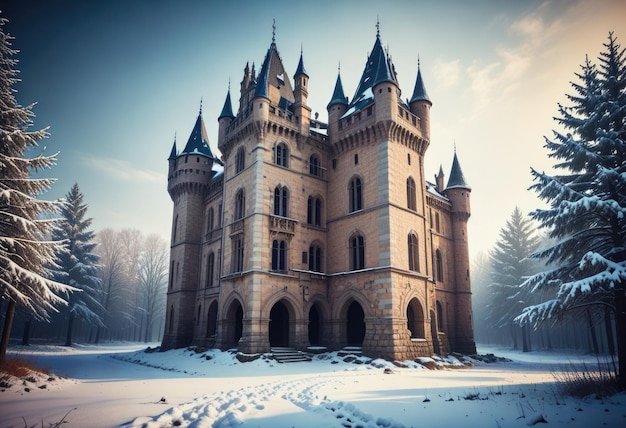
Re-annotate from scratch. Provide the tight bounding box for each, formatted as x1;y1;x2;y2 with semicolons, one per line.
443;151;476;355
218;88;235;149
162;110;215;350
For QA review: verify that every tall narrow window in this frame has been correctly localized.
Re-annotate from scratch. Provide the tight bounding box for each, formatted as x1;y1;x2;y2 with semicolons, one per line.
206;252;215;287
275;143;288;167
235;147;245;173
235;189;245;220
435;212;441;233
307;196;322;226
350;234;365;270
408;233;419;272
349;177;363;212
435;249;443;282
309;244;322;272
309;154;321;176
406;177;417;211
233;238;244;273
274;186;289;217
271;240;287;272
207;207;214;232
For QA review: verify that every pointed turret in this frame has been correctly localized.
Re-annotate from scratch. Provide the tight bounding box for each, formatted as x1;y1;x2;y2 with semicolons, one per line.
409;59;432;141
293;47;311;134
181;107;214;158
168;139;177;161
327;72;348;109
218;88;235;148
445;152;470;191
327;71;349;140
253;48;271;100
435;165;445;193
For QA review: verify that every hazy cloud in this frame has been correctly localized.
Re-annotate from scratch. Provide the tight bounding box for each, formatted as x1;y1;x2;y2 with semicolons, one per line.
432;59;461;89
83;156;163;184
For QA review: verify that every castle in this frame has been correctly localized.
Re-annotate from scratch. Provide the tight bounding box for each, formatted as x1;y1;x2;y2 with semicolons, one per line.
161;27;476;360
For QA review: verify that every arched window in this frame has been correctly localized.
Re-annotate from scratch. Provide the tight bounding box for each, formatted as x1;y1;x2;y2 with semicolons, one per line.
275;143;288;167
235;147;245;173
307;196;322;226
408;233;419;272
406;177;416;211
309;243;322;272
435;249;444;282
234;189;245;220
274;185;289;217
349;233;365;270
271;240;287;273
309;154;321;176
206;252;215;287
349;177;363;212
435;212;441;233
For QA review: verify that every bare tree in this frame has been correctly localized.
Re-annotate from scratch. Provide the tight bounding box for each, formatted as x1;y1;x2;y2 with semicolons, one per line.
137;234;168;342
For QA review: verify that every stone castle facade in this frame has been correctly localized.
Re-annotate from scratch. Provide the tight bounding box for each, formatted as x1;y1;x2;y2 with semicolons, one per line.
161;29;476;360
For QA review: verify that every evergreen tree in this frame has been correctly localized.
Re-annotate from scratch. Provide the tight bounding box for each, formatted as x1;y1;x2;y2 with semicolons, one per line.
486;207;541;351
0;16;73;366
50;183;103;346
516;33;626;386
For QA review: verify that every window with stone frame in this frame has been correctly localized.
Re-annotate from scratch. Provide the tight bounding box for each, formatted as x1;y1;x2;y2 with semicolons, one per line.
349;176;363;212
234;189;245;220
271;239;287;273
408;233;420;272
307;195;322;226
349;233;365;270
275;143;289;167
407;176;417;211
235;147;245;173
308;243;322;272
274;185;289;217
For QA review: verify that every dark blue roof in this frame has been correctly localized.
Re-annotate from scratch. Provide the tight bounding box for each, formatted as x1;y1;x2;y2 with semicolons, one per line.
295;51;307;77
410;64;431;103
446;152;470;190
327;73;349;109
219;89;234;119
254;44;272;100
349;34;397;110
168;140;177;160
180;113;214;158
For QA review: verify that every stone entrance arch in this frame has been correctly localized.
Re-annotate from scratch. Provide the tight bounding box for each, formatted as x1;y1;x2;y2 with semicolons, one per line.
269;300;289;347
225;299;243;348
308;304;321;346
346;300;365;346
407;297;425;339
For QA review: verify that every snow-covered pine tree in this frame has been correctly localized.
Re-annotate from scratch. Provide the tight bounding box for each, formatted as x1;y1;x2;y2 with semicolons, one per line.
0;16;75;367
486;207;541;352
50;183;103;347
516;33;626;386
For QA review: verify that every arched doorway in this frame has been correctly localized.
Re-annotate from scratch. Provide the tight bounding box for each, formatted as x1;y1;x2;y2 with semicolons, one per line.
407;298;425;339
207;301;218;339
269;301;289;347
226;300;243;348
308;305;321;346
346;301;365;346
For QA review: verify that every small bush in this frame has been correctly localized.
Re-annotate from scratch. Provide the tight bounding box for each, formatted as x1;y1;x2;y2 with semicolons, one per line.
1;357;48;378
553;359;620;398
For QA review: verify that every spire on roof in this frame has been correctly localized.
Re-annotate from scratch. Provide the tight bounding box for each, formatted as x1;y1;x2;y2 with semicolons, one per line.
181;109;214;158
446;151;470;190
168;134;177;160
295;45;307;77
410;57;431;103
219;86;235;120
327;69;349;109
254;45;271;100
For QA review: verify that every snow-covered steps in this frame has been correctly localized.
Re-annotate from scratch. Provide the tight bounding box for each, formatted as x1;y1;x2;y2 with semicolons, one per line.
270;347;312;363
337;346;363;357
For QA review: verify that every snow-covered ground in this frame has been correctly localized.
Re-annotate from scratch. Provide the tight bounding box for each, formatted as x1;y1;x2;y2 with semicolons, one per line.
1;343;624;427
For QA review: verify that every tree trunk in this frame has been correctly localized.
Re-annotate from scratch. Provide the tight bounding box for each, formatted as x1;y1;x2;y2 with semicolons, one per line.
21;319;31;346
64;313;75;347
587;309;600;354
614;287;626;389
522;324;531;352
0;300;17;368
509;322;518;350
605;307;616;356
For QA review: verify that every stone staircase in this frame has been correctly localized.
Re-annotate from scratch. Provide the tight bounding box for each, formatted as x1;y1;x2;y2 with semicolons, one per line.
270;347;312;363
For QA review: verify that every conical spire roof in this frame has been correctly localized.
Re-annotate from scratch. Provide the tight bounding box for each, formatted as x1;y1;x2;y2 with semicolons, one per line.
168;138;177;160
181;109;214;158
253;38;294;104
219;89;234;119
327;72;349;109
295;49;307;77
446;151;470;190
410;61;431;103
348;32;398;111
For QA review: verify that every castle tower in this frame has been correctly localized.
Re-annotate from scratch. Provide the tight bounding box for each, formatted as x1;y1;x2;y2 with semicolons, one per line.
326;70;348;139
443;151;476;355
292;49;311;135
409;60;432;142
218;88;235;147
162;107;218;350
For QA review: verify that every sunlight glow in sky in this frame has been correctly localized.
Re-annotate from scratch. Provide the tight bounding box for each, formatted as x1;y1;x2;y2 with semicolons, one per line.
3;0;625;259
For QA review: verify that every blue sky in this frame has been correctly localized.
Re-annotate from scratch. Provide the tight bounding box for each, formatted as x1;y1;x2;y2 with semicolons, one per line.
3;0;625;259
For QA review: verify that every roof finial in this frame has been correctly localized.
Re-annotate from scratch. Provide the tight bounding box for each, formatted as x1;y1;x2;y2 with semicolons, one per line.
418;54;421;69
454;140;457;153
338;61;341;74
272;19;276;44
376;16;380;38
228;77;231;91
199;97;203;115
